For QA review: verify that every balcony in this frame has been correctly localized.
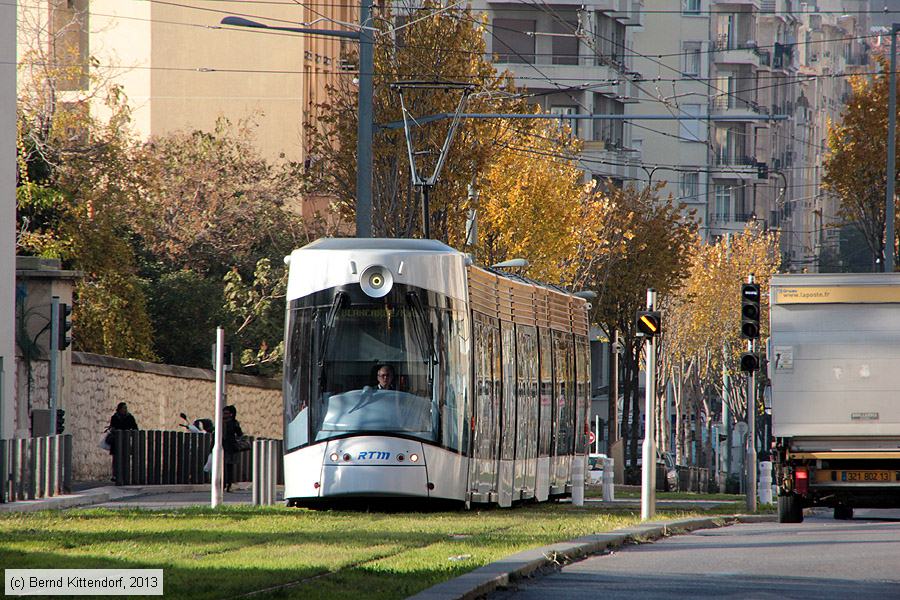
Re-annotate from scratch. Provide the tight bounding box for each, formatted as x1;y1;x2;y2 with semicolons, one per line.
713;38;766;67
710;211;755;223
710;96;764;120
712;154;758;179
772;42;795;71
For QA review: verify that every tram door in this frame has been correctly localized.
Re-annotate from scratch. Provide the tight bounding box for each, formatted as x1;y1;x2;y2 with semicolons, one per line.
535;329;553;501
498;321;517;507
551;331;574;493
513;326;538;500
470;315;500;503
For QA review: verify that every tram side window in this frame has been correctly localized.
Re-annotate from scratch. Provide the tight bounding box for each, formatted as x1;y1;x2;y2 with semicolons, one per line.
573;340;589;455
440;310;471;453
516;326;538;462
473;318;494;460
500;321;516;461
285;306;314;450
553;331;574;456
538;329;553;458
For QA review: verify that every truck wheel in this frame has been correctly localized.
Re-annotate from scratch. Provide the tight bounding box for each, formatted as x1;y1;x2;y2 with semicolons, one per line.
834;505;853;520
778;494;803;523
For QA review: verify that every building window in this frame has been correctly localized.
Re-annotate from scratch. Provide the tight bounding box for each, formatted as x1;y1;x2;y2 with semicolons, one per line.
594;13;626;66
678;104;704;142
682;42;702;75
680;172;700;201
552;19;579;65
592;95;624;148
550;106;578;136
492;18;536;64
682;0;701;15
714;184;733;221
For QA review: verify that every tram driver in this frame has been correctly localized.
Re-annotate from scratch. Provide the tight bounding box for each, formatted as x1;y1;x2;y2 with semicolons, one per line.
375;364;396;390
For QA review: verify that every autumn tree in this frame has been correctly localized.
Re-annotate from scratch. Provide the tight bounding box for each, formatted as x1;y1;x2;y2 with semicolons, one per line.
584;184;698;476
661;224;780;478
823;55;900;271
17;10;157;360
306;0;602;275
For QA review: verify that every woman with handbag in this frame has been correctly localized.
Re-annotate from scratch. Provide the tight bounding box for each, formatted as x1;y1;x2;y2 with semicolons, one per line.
222;405;243;492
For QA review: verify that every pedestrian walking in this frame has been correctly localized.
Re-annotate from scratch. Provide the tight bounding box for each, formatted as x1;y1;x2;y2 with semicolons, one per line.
222;405;243;492
106;402;138;483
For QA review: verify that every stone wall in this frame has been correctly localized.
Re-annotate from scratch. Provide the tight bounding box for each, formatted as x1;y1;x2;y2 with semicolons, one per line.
17;352;281;481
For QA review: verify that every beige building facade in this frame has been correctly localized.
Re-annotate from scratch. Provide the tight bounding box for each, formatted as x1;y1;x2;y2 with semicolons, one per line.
17;0;355;163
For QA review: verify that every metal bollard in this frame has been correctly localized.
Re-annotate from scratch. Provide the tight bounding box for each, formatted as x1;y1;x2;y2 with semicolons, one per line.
252;440;277;506
758;461;773;505
602;457;615;502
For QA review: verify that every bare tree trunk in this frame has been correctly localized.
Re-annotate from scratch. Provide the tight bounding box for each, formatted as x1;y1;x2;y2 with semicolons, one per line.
629;361;641;475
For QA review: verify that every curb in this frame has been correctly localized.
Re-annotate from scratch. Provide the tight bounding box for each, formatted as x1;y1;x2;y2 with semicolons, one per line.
408;514;776;600
0;488;115;513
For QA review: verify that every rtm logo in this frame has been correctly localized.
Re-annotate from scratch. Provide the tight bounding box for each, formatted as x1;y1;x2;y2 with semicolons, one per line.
358;451;391;460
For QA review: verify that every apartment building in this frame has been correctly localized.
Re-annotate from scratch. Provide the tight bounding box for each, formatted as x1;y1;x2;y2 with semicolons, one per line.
469;0;642;185
631;0;865;264
630;0;712;232
787;1;868;270
17;0;355;164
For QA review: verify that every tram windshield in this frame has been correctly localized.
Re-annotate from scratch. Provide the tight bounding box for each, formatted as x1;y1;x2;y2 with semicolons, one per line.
284;287;469;453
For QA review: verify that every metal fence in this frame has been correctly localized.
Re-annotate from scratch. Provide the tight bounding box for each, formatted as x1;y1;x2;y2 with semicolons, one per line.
676;466;712;493
0;435;72;503
110;430;279;486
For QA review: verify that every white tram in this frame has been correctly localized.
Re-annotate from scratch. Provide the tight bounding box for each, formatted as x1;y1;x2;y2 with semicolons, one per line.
282;238;591;507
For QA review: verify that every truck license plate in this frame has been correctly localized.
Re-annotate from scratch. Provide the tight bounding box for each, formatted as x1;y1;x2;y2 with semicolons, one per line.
842;471;892;482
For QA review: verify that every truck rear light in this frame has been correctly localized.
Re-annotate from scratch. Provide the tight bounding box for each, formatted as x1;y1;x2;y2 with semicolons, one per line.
795;467;809;494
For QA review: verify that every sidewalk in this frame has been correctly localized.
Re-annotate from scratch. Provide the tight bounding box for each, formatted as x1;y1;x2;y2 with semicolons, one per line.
409;513;777;600
0;482;274;512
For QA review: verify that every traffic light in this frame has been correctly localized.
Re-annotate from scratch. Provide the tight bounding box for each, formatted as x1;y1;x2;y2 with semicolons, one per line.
56;409;65;434
741;283;761;340
58;303;73;350
756;162;769;180
740;352;760;372
636;310;662;337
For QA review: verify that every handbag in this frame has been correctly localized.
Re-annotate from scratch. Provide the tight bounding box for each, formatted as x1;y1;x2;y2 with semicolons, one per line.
99;431;112;451
235;435;252;452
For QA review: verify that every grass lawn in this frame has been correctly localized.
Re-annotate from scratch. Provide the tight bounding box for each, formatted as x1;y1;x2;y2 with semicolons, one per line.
0;502;754;599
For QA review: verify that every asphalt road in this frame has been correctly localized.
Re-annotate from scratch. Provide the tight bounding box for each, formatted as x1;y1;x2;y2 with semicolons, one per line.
491;509;900;600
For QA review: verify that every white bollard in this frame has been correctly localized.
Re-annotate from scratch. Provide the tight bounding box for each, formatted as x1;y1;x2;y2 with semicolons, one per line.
603;457;615;502
758;461;773;505
572;454;585;506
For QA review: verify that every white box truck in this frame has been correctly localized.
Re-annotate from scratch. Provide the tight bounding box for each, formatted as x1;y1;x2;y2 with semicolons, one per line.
770;274;900;523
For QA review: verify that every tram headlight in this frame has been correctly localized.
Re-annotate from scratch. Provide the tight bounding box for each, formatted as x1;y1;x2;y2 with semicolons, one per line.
330;452;339;462
360;265;393;298
409;453;419;463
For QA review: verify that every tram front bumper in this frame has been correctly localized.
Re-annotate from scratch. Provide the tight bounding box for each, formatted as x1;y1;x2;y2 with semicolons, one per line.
320;438;430;498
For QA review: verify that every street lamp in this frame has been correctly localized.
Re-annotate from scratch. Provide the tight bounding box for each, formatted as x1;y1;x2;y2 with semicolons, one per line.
220;8;374;238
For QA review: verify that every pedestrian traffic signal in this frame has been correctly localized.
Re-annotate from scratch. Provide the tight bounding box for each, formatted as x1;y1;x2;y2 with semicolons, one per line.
58;303;73;350
636;311;661;337
740;352;760;372
741;283;760;340
56;409;65;434
756;162;769;180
